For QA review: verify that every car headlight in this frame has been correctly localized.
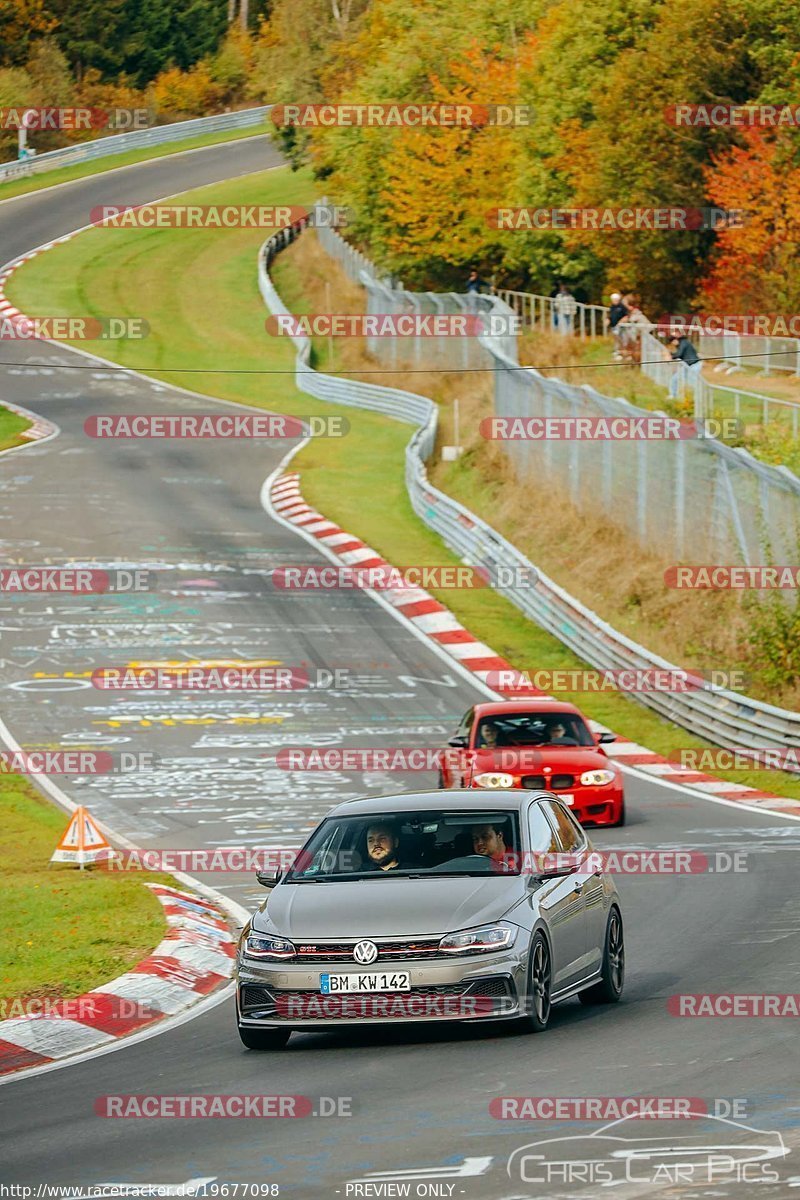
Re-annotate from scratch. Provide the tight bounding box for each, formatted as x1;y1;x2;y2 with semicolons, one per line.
439;924;517;954
580;769;617;786
242;933;296;961
473;772;516;788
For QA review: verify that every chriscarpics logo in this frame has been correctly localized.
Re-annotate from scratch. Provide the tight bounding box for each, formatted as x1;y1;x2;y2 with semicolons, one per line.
507;1113;790;1189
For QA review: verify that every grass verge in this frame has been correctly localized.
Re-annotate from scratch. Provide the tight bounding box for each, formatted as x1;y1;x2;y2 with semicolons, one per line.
0;124;269;205
7;167;800;803
0;405;32;452
1;779;170;1009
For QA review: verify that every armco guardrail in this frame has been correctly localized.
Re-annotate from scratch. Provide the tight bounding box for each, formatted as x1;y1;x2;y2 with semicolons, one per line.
259;215;800;756
0;106;271;184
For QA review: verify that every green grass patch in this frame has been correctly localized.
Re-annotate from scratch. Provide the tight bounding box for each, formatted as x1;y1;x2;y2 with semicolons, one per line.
8;167;800;804
0;405;32;452
0;780;170;1008
0;124;269;204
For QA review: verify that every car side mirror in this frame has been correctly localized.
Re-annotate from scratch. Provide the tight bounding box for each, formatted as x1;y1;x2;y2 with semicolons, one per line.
256;869;282;888
448;734;468;748
596;731;617;744
535;862;575;882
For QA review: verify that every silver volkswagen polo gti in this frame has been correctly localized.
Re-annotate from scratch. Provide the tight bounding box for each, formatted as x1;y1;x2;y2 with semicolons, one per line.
235;790;624;1049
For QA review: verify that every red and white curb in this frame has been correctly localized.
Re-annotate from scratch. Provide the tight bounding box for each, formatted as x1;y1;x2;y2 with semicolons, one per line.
270;471;800;817
0;242;73;446
0;883;236;1077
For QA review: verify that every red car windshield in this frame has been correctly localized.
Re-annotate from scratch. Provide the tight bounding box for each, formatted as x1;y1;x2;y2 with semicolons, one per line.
475;713;594;748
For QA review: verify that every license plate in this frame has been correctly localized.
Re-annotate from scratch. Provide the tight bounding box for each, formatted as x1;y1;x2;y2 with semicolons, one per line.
320;971;411;994
559;793;575;805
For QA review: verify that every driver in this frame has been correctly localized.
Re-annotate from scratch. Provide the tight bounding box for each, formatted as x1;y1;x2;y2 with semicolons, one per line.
365;821;405;872
478;720;502;749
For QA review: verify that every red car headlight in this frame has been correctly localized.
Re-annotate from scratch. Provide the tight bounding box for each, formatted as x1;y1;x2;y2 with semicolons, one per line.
579;769;617;786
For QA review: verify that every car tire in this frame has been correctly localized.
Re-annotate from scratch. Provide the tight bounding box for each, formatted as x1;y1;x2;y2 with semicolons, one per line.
579;907;624;1005
237;1023;291;1050
519;931;552;1032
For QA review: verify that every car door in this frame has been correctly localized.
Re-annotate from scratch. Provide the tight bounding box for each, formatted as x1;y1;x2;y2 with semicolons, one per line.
528;800;587;993
546;800;606;979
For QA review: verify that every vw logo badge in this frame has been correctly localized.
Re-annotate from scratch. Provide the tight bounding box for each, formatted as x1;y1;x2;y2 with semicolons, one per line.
353;940;378;965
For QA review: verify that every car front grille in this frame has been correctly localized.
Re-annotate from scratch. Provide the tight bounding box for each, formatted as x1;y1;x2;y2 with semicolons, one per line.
521;774;575;790
291;936;447;962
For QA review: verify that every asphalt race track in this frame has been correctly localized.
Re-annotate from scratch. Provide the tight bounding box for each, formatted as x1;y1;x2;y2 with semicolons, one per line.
1;137;800;1199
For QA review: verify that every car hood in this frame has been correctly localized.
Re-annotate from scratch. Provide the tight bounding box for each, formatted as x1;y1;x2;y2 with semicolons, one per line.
257;875;528;938
472;746;615;775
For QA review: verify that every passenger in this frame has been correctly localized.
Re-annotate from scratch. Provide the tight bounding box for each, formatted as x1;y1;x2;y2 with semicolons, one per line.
547;722;574;744
471;822;508;863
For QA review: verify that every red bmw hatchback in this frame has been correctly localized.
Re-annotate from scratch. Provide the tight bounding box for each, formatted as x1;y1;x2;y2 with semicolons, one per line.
439;700;625;827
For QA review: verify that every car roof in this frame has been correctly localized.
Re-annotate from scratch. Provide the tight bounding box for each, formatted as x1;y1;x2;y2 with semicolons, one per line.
472;700;584;718
328;789;544;817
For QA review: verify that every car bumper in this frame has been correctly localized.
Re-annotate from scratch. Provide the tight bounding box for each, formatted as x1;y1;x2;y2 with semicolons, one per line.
236;949;526;1028
469;781;624;825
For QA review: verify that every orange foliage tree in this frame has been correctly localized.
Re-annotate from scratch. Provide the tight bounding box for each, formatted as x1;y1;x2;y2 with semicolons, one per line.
698;128;800;313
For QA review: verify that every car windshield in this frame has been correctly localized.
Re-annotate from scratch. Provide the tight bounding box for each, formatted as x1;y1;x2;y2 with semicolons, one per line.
284;809;521;881
475;713;594;748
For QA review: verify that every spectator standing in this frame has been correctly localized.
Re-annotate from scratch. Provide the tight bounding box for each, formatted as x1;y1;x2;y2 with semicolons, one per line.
616;293;649;363
554;282;578;336
606;291;629;359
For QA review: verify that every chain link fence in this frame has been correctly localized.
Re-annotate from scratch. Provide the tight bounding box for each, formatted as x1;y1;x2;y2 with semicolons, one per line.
316;220;800;566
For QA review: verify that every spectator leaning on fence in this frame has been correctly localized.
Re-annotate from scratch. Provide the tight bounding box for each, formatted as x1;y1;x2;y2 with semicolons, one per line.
667;333;703;399
616;293;650;363
466;267;489;294
554;282;578;336
606;291;629;360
